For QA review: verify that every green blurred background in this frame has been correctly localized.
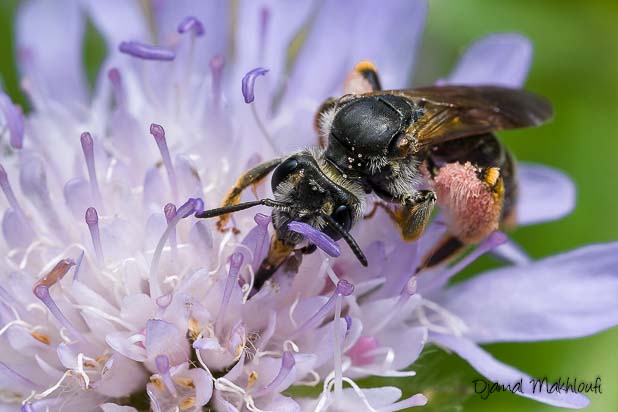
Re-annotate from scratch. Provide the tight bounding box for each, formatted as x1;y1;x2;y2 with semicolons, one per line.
1;0;616;411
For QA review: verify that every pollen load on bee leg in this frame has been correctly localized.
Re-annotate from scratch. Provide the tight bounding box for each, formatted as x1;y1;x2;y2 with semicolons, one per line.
431;161;503;244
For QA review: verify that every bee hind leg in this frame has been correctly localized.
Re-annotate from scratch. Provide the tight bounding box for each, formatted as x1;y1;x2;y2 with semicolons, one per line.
418;163;506;269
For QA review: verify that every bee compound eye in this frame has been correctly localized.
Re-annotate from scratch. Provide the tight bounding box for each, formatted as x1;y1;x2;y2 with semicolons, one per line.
271;158;299;190
332;205;352;232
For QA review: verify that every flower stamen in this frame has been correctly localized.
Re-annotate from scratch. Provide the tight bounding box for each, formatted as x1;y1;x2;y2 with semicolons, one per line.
252;351;295;397
85;207;104;266
216;253;244;335
155;355;178;397
164;203;178;262
80;132;103;210
150;124;179;201
291;279;354;339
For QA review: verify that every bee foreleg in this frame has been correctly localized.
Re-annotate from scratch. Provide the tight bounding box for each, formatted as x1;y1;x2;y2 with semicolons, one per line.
216;158;283;232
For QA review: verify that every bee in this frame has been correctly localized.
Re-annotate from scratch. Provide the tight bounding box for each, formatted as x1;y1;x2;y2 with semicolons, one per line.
196;61;552;290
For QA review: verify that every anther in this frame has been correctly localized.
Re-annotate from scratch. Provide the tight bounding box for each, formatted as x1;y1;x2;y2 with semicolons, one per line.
119;41;175;61
177;16;205;36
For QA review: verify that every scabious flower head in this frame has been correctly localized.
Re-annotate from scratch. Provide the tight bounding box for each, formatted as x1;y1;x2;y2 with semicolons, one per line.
1;1;617;412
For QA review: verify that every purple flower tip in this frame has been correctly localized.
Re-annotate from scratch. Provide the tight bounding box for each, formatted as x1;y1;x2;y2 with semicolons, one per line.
119;41;175;61
344;315;352;331
149;123;165;141
156;293;172;309
241;67;269;104
254;213;271;227
85;207;98;226
0;164;7;183
193;198;205;214
107;68;121;84
335;279;354;296
80;132;93;150
155;354;170;374
230;252;244;268
33;284;49;300
281;351;295;369
488;230;508;246
177;198;201;218
164;203;177;221
21;403;35;412
210;54;225;71
288;221;341;258
177;16;205;36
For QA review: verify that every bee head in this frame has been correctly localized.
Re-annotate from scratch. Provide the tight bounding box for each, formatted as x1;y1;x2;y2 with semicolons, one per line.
270;151;366;264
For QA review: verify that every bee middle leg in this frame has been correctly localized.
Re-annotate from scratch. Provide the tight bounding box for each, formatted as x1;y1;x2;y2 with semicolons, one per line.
377;190;437;242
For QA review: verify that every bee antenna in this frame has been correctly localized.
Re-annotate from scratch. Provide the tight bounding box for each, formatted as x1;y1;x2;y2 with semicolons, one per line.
195;198;289;219
320;212;368;267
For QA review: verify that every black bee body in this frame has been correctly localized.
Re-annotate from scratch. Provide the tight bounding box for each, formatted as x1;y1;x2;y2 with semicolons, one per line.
322;94;425;201
196;62;552;291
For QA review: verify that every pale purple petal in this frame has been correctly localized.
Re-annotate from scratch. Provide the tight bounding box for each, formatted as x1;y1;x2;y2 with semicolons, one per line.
82;0;149;50
516;163;576;226
145;319;190;367
16;0;87;105
186;367;213;406
0;92;24;149
282;0;427;106
234;0;316;100
153;0;228;59
431;333;590;409
438;243;618;342
490;239;532;265
257;394;300;412
288;221;340;257
442;33;532;88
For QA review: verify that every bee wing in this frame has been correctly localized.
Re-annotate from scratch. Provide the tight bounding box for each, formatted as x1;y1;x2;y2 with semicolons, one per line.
395;85;553;148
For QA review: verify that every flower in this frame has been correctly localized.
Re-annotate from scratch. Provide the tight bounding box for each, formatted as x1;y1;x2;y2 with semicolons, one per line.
0;2;616;412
